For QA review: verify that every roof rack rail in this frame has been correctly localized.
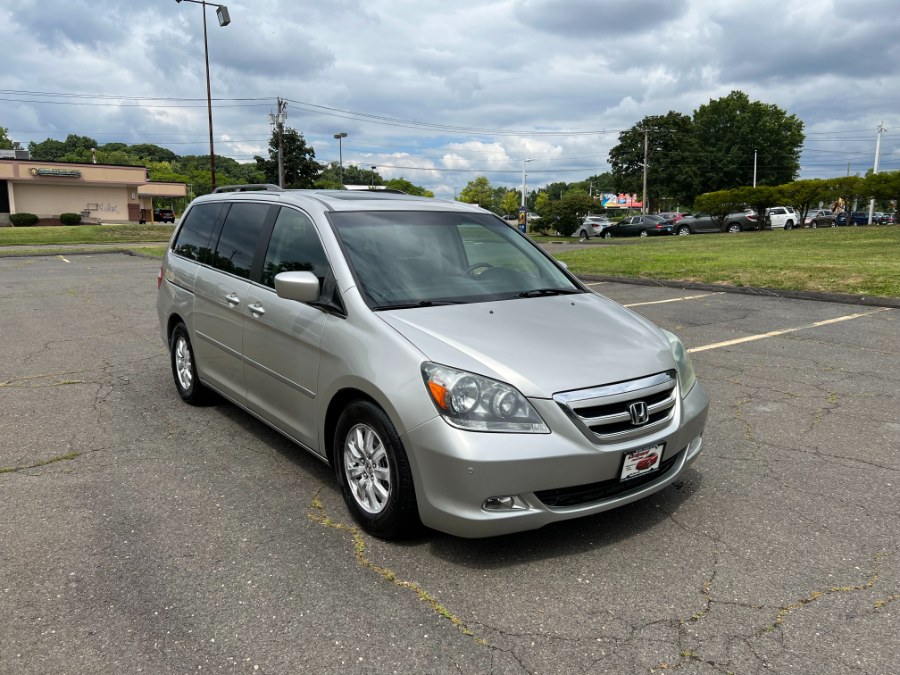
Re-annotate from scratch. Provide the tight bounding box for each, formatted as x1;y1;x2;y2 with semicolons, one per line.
212;184;284;193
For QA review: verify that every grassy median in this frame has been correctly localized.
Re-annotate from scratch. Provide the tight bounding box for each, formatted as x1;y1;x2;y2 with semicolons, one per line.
553;226;900;298
0;224;174;246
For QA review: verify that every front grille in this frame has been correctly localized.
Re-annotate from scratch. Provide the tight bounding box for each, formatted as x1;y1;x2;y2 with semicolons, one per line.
554;371;678;443
535;449;683;508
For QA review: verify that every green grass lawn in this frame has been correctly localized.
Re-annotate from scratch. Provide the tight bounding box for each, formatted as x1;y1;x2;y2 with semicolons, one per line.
0;224;174;246
552;226;900;298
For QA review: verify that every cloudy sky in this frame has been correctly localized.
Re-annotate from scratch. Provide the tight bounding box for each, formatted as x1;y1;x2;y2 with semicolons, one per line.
1;0;897;198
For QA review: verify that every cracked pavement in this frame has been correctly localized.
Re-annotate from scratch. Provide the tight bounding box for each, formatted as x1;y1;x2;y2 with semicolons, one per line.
1;254;898;674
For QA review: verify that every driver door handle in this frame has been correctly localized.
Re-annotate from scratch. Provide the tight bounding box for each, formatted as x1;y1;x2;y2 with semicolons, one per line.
248;302;265;317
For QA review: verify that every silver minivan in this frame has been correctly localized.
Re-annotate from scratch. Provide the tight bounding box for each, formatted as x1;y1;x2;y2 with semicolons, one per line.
157;187;708;538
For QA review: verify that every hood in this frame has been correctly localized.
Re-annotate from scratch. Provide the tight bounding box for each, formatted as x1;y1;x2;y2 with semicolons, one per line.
378;293;674;398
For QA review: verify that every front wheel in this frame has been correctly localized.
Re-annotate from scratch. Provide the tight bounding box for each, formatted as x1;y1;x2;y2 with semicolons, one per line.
639;230;648;238
334;400;420;539
169;323;210;405
603;231;613;239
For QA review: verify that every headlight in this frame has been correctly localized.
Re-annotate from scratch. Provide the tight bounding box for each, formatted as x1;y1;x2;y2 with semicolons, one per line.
422;363;549;433
662;329;697;396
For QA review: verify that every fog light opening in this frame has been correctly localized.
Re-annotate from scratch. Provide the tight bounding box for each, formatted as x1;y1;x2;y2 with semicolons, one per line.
482;495;528;512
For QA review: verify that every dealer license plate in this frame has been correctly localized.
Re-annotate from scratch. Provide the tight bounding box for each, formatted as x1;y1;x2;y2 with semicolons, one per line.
620;444;664;481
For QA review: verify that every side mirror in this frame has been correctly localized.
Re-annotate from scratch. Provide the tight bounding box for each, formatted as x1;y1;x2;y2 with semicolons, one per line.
274;271;320;303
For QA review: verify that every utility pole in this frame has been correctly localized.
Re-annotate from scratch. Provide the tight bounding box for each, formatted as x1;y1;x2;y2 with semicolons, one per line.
641;128;649;215
867;121;886;225
753;150;757;187
268;97;287;188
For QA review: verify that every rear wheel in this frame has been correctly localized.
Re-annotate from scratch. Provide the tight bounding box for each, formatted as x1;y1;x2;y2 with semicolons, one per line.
677;225;691;236
784;220;794;230
579;229;589;240
334;400;420;539
170;323;210;405
727;223;741;234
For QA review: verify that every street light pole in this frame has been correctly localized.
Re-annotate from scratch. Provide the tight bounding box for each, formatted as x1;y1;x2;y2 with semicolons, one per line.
333;133;348;188
521;158;534;208
175;0;230;191
370;166;376;188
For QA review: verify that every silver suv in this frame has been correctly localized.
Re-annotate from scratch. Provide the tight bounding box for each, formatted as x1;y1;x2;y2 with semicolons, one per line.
157;186;708;538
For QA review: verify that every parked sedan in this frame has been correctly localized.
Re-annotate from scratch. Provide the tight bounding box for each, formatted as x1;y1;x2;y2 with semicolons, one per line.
602;214;674;238
804;209;836;228
835;211;871;226
575;216;612;239
673;210;758;235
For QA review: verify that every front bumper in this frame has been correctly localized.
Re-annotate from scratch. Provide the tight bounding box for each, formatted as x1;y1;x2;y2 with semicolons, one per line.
403;381;709;538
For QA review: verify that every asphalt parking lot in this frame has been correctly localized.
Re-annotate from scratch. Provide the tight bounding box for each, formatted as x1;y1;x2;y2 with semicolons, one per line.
1;253;898;674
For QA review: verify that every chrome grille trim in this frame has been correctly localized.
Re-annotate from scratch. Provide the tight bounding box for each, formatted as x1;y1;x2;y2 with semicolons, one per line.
554;371;678;443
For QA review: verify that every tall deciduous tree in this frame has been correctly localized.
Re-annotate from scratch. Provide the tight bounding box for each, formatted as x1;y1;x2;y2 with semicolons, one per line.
692;91;804;194
254;127;321;188
0;126;13;149
608;111;698;211
29;134;99;161
458;176;494;209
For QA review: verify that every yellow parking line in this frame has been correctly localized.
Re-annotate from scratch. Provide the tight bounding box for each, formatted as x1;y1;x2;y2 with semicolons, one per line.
688;308;892;353
625;292;723;308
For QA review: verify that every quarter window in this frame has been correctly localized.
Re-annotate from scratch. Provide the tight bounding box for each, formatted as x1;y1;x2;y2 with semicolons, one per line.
172;202;222;263
211;203;270;279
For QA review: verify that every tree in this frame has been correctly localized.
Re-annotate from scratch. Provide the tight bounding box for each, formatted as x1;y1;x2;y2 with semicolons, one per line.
316;162;382;188
692;190;748;224
383;177;433;197
608;111;698;211
254;127;320;188
29;134;99;161
541;192;595;236
500;189;520;215
779;179;831;226
0;126;12;150
692;91;804;194
458;176;494;209
732;186;779;229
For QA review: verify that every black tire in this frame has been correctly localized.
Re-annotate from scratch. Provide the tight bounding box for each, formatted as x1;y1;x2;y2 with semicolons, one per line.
811;221;818;229
334;400;420;539
677;225;691;236
785;220;794;230
727;223;742;234
169;323;210;405
579;229;589;240
603;231;613;239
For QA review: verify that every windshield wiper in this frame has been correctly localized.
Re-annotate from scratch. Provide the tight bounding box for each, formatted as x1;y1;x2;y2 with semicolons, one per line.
517;288;581;298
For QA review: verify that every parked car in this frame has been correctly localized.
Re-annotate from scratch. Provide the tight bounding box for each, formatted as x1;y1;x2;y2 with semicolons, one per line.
157;186;708;539
881;212;896;224
835;211;870;226
804;209;836;228
576;215;612;239
602;214;675;238
673;210;758;235
154;208;176;223
765;206;799;230
658;211;688;223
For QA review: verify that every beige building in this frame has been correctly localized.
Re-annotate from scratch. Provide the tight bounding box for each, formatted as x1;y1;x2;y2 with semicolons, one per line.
0;159;187;225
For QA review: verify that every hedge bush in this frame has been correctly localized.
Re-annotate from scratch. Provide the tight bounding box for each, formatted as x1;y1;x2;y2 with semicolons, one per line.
9;213;39;227
59;212;83;225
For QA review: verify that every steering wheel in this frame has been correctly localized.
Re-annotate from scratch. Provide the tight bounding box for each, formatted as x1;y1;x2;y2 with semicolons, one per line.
466;262;494;276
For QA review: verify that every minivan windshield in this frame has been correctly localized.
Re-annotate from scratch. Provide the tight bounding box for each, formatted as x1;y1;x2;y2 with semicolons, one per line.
331;211;583;309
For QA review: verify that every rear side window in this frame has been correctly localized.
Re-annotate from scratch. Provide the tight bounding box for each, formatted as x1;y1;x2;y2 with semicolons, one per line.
172;203;222;263
261;208;329;289
211;203;270;279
